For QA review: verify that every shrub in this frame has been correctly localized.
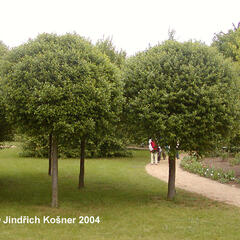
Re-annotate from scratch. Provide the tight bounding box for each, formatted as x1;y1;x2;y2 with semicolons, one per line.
221;152;229;161
230;152;240;166
18;134;131;158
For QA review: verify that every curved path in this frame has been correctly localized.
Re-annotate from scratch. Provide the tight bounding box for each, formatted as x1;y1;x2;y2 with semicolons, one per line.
145;158;240;207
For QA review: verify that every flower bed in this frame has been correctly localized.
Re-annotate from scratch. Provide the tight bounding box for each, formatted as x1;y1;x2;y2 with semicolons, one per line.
180;156;238;184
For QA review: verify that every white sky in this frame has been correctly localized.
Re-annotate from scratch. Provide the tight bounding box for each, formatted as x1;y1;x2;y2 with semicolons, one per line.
1;0;240;56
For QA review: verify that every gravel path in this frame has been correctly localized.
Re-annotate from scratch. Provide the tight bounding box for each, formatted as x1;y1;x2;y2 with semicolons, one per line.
145;158;240;207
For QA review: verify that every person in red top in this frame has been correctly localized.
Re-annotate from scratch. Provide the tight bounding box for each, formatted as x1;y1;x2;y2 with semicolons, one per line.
149;138;158;165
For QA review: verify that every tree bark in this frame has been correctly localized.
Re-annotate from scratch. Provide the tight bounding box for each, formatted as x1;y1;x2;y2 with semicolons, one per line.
48;133;52;176
51;135;58;208
167;153;176;200
78;138;86;189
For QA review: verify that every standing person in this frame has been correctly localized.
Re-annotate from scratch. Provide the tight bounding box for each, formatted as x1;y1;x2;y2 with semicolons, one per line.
176;141;180;159
162;147;166;160
158;145;162;163
149;138;158;165
149;138;152;150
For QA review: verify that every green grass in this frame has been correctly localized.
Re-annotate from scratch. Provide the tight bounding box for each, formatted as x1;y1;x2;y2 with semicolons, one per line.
0;147;240;240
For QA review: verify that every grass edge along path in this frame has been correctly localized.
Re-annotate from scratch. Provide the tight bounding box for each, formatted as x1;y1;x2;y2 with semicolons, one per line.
0;147;240;240
146;155;240;208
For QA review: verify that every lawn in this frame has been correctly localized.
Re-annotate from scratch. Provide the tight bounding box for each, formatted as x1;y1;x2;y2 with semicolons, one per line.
0;146;240;240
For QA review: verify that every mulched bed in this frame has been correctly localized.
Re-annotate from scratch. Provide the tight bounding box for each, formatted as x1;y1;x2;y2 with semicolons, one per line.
202;157;240;187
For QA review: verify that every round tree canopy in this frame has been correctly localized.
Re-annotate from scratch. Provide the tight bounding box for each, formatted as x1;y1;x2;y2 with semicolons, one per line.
124;40;240;154
2;33;124;139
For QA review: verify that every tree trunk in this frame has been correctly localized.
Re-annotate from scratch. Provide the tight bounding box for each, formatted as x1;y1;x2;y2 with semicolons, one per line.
78;138;86;189
51;135;58;208
48;133;52;176
167;153;176;200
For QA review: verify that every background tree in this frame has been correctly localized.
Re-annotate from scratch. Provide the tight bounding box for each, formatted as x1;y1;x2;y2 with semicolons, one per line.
0;41;8;57
95;37;130;155
0;41;13;142
212;22;240;153
212;22;240;62
2;33;123;207
96;37;126;68
168;28;176;41
124;40;240;199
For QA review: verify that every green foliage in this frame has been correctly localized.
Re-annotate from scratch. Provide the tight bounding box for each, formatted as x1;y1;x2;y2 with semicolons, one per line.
2;33;124;146
0;41;8;57
89;136;132;158
124;40;240;155
17;135;48;158
0;41;14;142
0;93;14;142
230;152;240;166
181;156;236;183
95;37;129;156
220;151;229;161
213;23;240;62
18;134;131;158
96;37;126;68
229;132;240;153
212;23;240;154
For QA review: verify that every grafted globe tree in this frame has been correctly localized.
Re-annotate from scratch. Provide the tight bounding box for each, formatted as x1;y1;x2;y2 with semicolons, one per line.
2;33;124;207
124;40;239;199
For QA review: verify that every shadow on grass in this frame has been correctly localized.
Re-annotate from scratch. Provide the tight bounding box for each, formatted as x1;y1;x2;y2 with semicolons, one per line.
0;148;225;210
0;160;166;208
0;169;222;211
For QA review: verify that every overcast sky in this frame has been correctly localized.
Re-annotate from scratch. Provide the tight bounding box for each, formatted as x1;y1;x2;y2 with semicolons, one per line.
1;0;239;55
